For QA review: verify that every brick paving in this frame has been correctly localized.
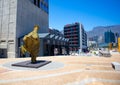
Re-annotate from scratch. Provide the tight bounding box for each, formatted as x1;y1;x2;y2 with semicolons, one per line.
0;53;120;85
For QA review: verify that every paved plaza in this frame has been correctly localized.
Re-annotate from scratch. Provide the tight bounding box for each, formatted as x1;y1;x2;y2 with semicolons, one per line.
0;53;120;85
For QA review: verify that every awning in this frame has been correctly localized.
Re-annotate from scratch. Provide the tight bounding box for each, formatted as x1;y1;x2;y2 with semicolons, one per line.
38;33;69;42
38;33;49;38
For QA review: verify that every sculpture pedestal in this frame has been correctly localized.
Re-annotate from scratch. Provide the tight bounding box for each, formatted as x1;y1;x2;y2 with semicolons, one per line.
12;60;51;68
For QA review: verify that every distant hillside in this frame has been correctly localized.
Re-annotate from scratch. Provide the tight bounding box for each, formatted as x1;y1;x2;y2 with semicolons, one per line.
87;25;120;38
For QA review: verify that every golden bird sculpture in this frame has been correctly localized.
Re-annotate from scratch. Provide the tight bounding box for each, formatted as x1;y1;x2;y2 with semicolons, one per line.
21;25;40;63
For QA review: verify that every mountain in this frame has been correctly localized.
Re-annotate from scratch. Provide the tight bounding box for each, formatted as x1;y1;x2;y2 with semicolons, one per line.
87;25;120;38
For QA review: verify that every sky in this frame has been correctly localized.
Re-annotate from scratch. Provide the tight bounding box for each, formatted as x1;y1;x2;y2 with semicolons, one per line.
49;0;120;31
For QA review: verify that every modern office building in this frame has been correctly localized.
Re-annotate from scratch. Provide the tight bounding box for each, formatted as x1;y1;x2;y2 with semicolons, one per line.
64;22;87;52
104;30;115;43
0;0;49;58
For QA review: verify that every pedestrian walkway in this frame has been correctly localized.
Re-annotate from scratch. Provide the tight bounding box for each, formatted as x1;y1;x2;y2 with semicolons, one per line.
0;53;120;85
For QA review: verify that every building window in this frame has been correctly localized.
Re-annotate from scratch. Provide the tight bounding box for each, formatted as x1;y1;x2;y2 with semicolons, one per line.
39;0;49;13
44;0;48;3
1;49;4;55
34;0;36;5
38;0;40;7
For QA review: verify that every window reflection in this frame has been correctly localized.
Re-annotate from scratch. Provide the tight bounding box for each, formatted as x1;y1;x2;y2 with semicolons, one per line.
33;0;49;13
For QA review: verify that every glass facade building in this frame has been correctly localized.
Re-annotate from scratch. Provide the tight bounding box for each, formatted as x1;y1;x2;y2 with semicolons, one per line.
31;0;49;13
104;30;115;43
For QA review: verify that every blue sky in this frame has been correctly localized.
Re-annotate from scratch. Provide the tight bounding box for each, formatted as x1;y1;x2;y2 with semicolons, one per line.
49;0;120;31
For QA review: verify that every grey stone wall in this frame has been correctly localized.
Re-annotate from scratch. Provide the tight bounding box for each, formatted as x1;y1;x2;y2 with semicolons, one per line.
0;0;17;58
0;0;17;40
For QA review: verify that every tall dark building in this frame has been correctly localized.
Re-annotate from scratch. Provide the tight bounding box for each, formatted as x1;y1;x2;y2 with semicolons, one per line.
104;30;115;43
64;22;87;52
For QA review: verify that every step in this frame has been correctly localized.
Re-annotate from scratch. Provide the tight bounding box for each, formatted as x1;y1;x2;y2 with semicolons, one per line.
111;62;120;71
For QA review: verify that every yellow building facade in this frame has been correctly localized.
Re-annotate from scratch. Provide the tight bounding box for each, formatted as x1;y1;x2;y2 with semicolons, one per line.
118;37;120;52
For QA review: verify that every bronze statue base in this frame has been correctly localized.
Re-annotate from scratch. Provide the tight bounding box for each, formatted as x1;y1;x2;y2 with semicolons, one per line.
12;60;51;68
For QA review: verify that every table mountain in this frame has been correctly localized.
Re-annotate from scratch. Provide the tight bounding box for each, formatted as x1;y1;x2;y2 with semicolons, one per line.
87;25;120;38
